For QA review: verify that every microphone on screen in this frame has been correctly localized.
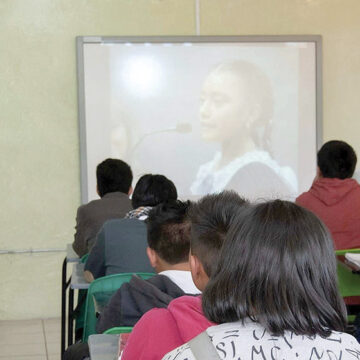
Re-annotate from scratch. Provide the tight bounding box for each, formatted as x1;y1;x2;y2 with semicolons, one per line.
174;122;192;133
129;122;192;158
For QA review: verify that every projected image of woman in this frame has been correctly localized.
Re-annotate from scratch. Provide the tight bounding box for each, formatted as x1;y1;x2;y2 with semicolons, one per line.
191;60;297;199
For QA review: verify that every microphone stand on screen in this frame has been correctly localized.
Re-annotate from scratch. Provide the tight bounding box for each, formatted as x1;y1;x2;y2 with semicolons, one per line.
129;123;192;160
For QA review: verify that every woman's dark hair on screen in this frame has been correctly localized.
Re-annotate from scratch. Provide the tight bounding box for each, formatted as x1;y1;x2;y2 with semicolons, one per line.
202;200;347;337
131;174;177;209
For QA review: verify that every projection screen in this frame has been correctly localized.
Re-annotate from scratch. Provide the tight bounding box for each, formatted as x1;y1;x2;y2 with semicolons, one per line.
77;36;322;203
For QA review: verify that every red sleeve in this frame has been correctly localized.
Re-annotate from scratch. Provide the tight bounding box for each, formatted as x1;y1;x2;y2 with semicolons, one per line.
121;308;183;360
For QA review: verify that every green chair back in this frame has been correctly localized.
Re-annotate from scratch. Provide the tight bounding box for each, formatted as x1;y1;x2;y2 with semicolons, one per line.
335;248;360;256
82;272;154;342
336;248;360;298
103;326;133;334
337;261;360;298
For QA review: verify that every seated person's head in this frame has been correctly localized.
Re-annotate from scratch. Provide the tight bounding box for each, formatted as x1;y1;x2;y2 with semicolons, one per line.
96;158;133;197
317;140;357;179
131;174;177;209
203;200;347;337
146;200;191;273
188;190;248;291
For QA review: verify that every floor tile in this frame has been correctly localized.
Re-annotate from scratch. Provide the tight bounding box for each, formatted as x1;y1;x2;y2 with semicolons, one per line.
0;319;43;335
43;318;61;333
48;356;61;360
44;331;60;344
0;331;44;345
0;357;47;360
46;341;61;355
0;319;41;327
0;342;46;357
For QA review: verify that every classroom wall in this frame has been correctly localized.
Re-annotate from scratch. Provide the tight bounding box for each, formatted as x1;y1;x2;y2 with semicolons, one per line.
0;0;359;320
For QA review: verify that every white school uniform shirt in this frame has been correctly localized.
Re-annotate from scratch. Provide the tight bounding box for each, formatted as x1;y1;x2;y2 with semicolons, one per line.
159;270;201;295
163;319;360;360
191;150;298;199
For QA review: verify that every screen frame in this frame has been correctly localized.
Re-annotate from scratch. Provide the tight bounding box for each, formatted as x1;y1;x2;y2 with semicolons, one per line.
76;35;322;204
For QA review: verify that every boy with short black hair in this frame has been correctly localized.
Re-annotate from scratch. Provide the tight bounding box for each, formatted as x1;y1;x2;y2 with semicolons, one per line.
72;158;133;257
95;199;200;333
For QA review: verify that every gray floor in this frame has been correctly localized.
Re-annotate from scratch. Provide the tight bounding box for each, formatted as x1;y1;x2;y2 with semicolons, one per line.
0;318;60;360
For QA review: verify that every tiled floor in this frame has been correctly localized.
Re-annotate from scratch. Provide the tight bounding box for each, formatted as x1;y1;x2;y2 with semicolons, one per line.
0;318;60;360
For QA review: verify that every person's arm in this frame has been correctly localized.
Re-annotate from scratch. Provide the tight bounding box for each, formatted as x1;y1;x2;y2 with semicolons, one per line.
72;206;88;257
96;287;124;333
84;270;94;283
84;227;106;280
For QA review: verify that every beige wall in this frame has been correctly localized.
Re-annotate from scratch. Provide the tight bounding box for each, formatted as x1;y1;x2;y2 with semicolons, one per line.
0;0;359;319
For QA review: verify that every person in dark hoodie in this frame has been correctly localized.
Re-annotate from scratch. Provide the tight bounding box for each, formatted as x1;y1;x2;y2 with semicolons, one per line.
121;191;248;360
96;199;200;333
63;199;199;360
296;140;360;250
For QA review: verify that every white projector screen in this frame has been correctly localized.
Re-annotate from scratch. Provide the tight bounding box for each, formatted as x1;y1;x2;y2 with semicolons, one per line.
77;36;322;203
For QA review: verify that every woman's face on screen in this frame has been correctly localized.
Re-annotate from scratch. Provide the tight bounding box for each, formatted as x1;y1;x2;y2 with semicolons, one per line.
199;70;251;143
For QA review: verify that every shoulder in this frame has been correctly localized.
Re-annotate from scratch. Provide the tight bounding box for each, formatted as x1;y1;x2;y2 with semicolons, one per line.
77;198;106;214
76;199;99;212
145;274;175;288
295;190;312;205
168;295;202;310
332;330;360;347
75;200;103;222
133;307;173;332
237;161;286;180
102;218;146;233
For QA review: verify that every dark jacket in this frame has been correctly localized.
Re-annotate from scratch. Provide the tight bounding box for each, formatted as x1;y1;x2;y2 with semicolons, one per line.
96;274;187;333
72;192;132;257
84;218;153;278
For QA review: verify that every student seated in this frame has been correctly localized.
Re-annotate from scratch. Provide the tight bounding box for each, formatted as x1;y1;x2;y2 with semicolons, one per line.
163;200;359;359
63;199;199;360
72;158;133;257
84;174;177;281
121;191;248;360
296;140;360;250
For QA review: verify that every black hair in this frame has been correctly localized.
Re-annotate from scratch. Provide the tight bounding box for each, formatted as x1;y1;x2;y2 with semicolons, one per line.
96;158;132;197
203;200;347;337
131;174;177;209
147;200;191;265
189;191;248;278
317;140;357;179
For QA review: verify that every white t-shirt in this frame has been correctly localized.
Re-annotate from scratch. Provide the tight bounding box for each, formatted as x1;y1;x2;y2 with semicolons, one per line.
159;270;201;295
191;150;298;200
163;320;360;360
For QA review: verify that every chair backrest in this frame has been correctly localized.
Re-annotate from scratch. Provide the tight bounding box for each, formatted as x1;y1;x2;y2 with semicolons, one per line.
82;272;154;342
337;261;360;298
103;326;133;334
335;248;360;256
336;248;360;298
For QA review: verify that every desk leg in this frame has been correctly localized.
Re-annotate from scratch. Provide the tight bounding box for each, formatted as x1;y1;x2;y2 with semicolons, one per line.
61;257;67;356
68;287;74;347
